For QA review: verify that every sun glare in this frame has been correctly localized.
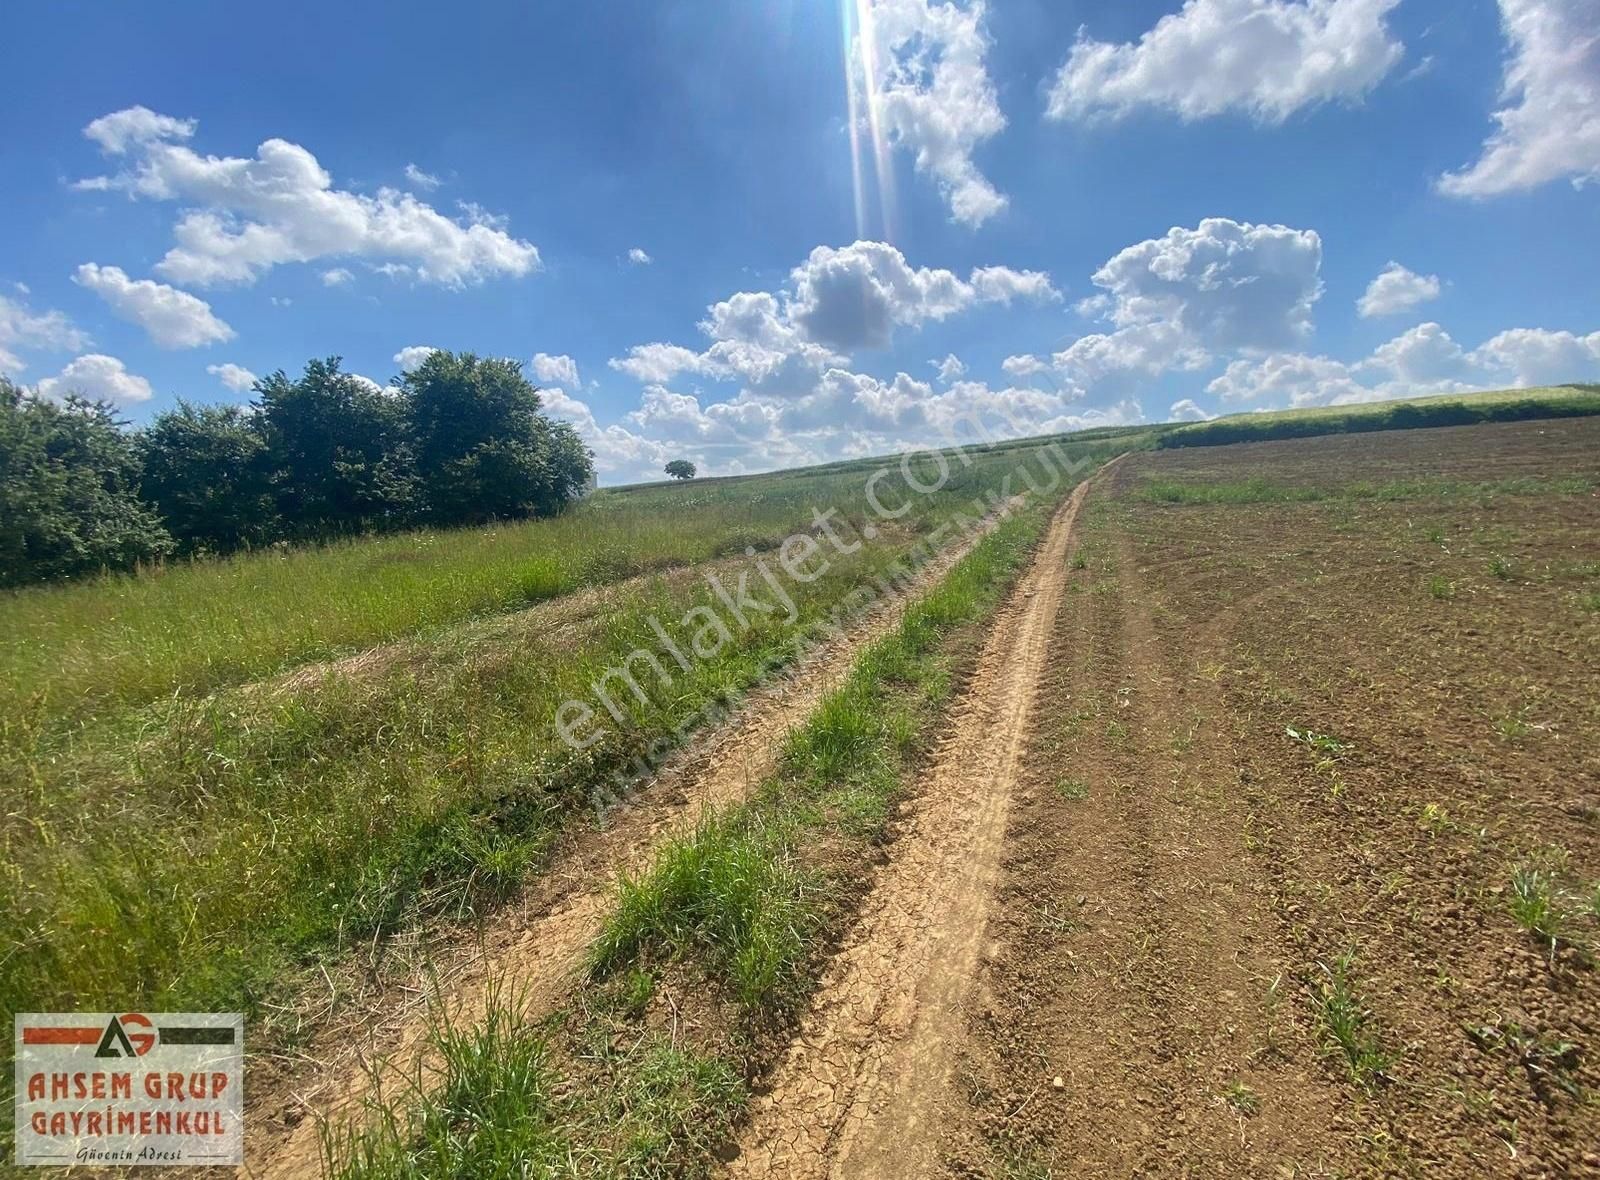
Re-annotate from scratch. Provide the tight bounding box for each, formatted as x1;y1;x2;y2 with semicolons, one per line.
844;0;897;242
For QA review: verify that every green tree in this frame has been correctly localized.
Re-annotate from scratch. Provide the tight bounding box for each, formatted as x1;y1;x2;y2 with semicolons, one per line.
664;459;696;481
138;402;278;556
400;351;593;524
0;378;173;587
547;416;595;500
255;358;417;537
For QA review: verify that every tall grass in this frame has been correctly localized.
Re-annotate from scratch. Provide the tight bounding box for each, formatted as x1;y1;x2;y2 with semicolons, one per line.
0;439;1108;1029
591;809;818;1009
0;468;879;724
1159;385;1600;449
322;986;744;1179
1;434;1147;726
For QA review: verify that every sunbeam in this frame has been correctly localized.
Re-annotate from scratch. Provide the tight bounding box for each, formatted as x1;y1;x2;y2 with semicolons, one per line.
843;0;897;242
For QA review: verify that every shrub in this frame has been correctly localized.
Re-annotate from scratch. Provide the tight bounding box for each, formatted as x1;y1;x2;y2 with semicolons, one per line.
0;379;172;586
139;402;278;555
255;358;418;537
400;351;593;525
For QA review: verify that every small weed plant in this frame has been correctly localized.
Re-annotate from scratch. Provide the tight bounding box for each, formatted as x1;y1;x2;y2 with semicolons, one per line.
1506;851;1599;961
1224;1080;1261;1117
1313;948;1396;1090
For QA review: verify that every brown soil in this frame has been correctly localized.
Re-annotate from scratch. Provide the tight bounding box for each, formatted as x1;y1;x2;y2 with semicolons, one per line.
245;502;1018;1179
946;455;1352;1177
941;418;1600;1178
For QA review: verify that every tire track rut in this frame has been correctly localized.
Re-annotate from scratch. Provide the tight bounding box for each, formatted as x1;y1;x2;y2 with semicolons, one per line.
727;471;1106;1180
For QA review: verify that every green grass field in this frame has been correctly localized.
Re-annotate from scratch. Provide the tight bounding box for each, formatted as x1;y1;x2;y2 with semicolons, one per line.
0;432;1124;1035
0;465;900;724
0;423;1157;727
1159;385;1600;449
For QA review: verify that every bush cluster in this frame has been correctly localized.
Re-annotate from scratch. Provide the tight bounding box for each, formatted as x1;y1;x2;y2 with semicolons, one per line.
0;351;594;587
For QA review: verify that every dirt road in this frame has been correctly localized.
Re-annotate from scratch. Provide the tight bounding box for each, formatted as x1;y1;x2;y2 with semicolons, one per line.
728;472;1101;1179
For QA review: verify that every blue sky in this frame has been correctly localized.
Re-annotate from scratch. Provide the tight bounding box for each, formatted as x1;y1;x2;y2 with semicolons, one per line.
2;0;1597;482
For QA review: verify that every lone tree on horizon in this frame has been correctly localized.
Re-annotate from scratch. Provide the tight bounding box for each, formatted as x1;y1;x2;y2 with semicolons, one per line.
665;459;696;481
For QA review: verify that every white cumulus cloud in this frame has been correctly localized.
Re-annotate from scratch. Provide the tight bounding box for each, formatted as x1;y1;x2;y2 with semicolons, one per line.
1054;322;1211;392
1439;0;1600;197
1082;217;1324;366
1001;354;1051;381
788;242;1058;352
987;218;1327;406
531;352;581;388
610;343;724;385
1092;218;1323;350
393;345;439;372
610;241;1058;395
82;106;196;154
36;354;154;404
859;0;1008;226
1473;326;1600;386
1206;321;1600;408
74;107;541;288
1357;262;1442;318
0;294;89;374
1169;398;1216;421
73;263;234;349
1047;0;1404;124
628;247;652;265
207;362;257;392
970;265;1063;304
1365;320;1478;386
791;242;968;351
1208;350;1373;405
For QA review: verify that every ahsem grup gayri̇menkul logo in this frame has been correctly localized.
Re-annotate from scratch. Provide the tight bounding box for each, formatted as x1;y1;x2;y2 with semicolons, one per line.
14;1012;243;1167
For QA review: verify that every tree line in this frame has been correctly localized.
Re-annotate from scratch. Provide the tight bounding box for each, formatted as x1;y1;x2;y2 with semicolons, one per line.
1158;385;1600;449
0;351;594;588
